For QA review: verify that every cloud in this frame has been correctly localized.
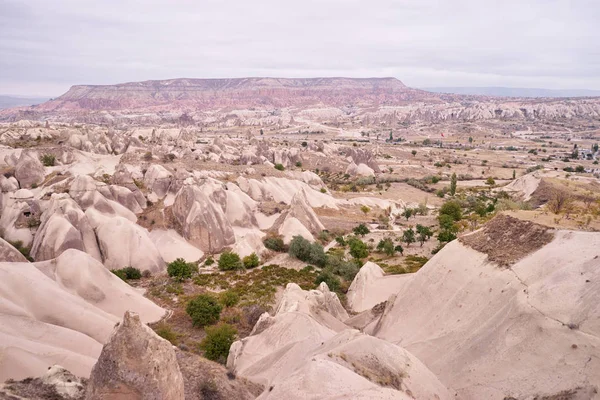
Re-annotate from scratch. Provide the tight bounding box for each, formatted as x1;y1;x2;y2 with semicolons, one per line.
1;0;599;96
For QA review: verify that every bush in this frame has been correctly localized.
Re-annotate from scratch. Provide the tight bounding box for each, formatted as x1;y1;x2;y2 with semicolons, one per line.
155;323;178;345
242;253;260;269
274;163;285;171
439;200;462;222
263;235;286;252
348;237;369;259
200;323;237;363
218;251;243;271
186;294;222;327
295;161;302;168
40;154;56;167
204;256;215;266
326;255;360;281
288;235;326;267
353;223;370;236
315;269;341;292
111;266;142;281
220;290;240;307
377;238;395;256
167;258;198;281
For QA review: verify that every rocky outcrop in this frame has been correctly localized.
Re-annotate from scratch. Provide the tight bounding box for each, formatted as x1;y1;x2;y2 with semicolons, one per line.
31;194;101;262
171;184;235;253
14;151;45;188
346;262;410;313
0;236;28;262
228;282;453;399
85;311;184;400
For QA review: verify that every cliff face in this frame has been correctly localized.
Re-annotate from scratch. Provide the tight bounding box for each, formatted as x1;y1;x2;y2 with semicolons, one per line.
39;77;430;111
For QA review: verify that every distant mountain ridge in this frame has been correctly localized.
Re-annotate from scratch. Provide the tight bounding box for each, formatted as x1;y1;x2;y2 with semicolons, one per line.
423;86;600;98
0;95;48;110
32;77;435;112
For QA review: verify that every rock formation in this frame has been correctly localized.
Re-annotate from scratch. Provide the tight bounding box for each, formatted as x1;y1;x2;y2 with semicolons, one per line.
85;311;185;400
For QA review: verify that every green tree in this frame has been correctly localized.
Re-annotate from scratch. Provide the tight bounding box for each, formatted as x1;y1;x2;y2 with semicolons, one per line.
389;131;393;141
348;237;369;259
360;205;370;215
377;238;395;256
593;143;599;153
485;177;496;187
315;269;341;292
450;173;457;196
411;150;417;157
288;236;326;267
200;323;237;363
416;224;433;247
274;163;285;171
512;169;516;180
401;208;413;220
186;294;222;327
394;245;404;255
263;235;286;252
242;253;260;269
402;228;416;246
468;136;473;144
218;251;243;271
167;258;198;281
353;223;370;236
439;200;462;222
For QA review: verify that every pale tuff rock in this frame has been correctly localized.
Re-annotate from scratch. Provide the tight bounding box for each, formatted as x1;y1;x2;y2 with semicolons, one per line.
144;164;173;199
41;365;86;399
272;188;326;243
0;236;28;262
0;250;164;380
228;282;453;400
345;161;375;176
31;194;102;262
85;311;185;400
14;151;45;188
346;262;411;313
172;184;235;253
95;215;165;273
370;231;600;399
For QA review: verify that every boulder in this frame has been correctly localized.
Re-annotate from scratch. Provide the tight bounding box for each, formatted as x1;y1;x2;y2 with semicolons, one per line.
0;237;28;262
85;311;185;400
14;152;45;188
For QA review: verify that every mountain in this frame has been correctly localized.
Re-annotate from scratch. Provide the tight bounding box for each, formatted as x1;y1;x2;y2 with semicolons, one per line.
34;77;434;111
423;86;600;98
0;95;48;110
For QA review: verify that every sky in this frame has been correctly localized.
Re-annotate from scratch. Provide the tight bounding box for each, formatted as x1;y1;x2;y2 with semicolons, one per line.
1;0;599;96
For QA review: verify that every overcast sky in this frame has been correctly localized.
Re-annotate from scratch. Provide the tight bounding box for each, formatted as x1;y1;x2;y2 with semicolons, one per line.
1;0;599;96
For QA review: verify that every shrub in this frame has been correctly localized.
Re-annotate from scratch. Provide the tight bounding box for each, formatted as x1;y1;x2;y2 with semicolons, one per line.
394;244;404;255
295;161;302;168
200;323;237;363
204;256;215;266
288;236;327;267
327;255;360;281
167;258;198;281
320;187;327;193
263;235;286;252
360;205;370;215
143;151;153;161
242;253;260;269
111;266;142;281
186;294;222;327
377;238;395;256
439;200;462;222
155;323;178;345
348;237;369;259
335;236;346;246
353;223;370;236
274;163;285;171
220;290;240;307
315;269;341;292
218;251;243;271
40;154;56;167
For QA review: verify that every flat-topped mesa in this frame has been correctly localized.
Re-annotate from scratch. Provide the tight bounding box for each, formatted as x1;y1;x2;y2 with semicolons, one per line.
39;77;426;111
